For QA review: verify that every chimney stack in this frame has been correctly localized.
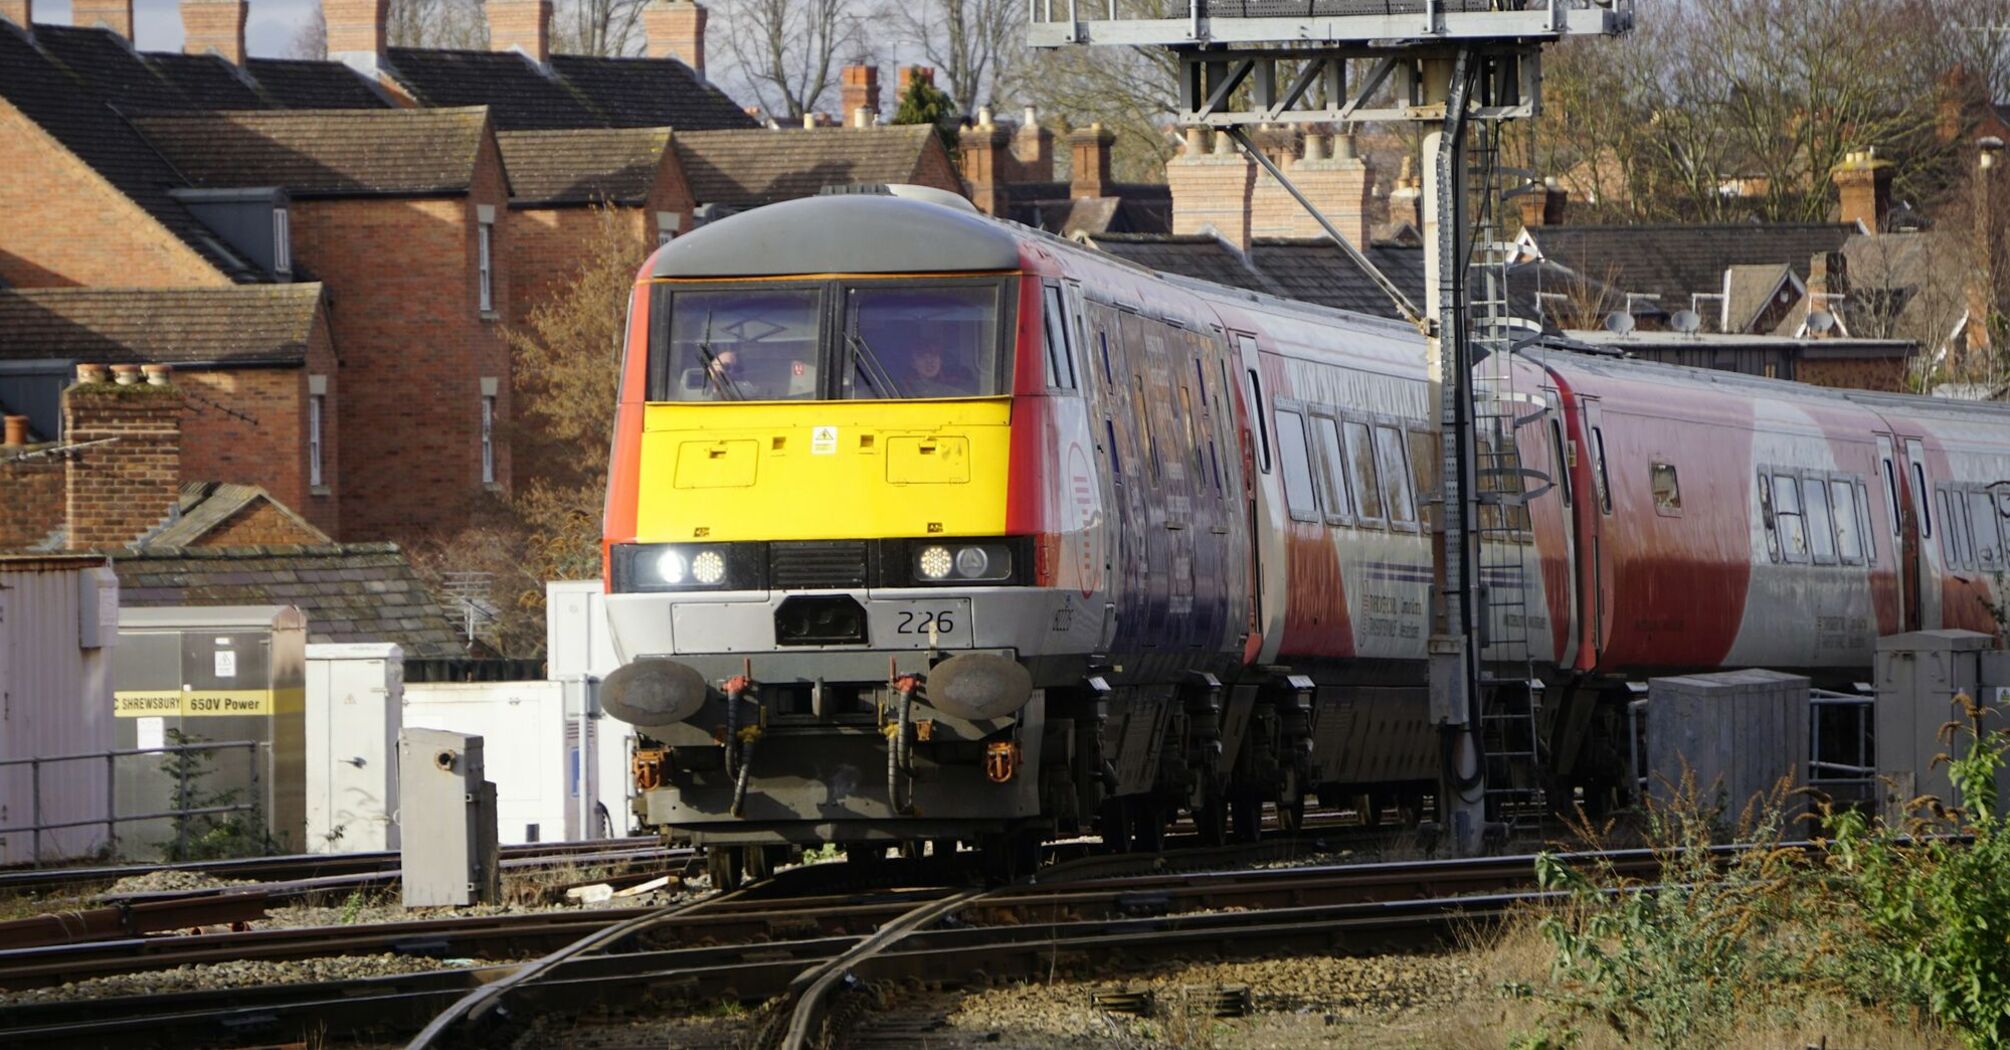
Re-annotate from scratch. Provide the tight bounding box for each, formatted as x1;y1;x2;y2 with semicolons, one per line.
180;0;246;63
71;0;131;39
0;0;31;30
1833;148;1894;232
959;108;1012;217
1069;123;1115;199
841;65;880;124
1009;106;1056;182
488;0;551;63
642;0;706;77
1168;123;1256;249
325;0;388;75
3;415;27;447
63;365;184;551
1517;177;1568;228
897;65;934;100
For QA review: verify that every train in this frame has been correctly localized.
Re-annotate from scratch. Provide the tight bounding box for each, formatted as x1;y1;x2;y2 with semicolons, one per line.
595;190;2010;886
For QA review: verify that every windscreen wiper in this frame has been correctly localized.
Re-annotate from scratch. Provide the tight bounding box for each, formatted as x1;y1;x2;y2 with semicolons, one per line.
693;310;746;400
846;330;903;399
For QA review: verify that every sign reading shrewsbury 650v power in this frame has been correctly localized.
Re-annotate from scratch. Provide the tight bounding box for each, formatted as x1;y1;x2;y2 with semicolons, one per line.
113;689;302;717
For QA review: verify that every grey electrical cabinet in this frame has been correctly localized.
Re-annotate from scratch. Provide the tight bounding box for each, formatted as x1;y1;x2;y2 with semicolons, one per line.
1644;669;1810;826
398;728;499;908
1877;630;2010;822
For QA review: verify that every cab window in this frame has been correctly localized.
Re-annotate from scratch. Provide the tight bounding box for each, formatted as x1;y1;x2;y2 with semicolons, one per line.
655;287;822;401
843;284;1003;399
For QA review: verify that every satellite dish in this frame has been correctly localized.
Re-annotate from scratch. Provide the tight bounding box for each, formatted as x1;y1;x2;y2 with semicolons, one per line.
1807;309;1836;334
1603;310;1636;336
1671;309;1702;335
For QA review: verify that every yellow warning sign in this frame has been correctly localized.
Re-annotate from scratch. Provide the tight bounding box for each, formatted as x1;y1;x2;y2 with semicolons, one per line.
114;689;303;717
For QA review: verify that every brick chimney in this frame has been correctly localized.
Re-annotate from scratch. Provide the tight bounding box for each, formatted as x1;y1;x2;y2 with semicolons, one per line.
488;0;550;63
1388;154;1422;230
0;0;31;30
1069;123;1115;199
642;0;705;77
1168;125;1256;250
63;367;185;551
841;65;880;124
1517;178;1568;228
181;0;246;63
1248;131;1372;247
898;65;934;99
959;108;1011;217
1833;148;1894;232
325;0;388;75
71;0;131;38
1009;107;1055;183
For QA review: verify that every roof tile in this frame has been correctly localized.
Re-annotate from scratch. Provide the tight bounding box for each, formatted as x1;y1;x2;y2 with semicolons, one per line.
0;285;322;366
130;108;490;197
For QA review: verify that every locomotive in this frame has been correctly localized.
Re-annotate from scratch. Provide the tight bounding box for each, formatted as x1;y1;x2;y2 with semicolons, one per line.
597;192;2010;885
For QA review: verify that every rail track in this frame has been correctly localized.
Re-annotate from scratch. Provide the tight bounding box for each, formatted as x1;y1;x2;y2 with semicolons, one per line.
0;837;1610;1049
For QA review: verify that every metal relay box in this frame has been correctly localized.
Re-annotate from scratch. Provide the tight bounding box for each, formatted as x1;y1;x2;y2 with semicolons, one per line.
398;728;499;908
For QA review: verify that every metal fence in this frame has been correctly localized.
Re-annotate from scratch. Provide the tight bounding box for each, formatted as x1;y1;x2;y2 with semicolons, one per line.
0;740;270;866
1029;0;1592;21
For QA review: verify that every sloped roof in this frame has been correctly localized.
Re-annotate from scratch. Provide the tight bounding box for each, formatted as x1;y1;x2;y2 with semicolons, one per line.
0;24;268;282
0;285;323;366
385;48;603;130
497;127;671;205
147;483;332;549
672;126;944;207
1837;229;1972;344
547;53;757;131
1246;239;1428;319
243;58;392;108
140;51;266;107
1008;185;1173;236
112;543;466;658
130;108;492;197
1087;233;1282;297
1723;262;1798;333
1522;223;1858;311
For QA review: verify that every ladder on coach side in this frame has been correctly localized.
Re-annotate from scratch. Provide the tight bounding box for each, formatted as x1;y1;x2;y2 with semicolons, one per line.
1466;121;1551;830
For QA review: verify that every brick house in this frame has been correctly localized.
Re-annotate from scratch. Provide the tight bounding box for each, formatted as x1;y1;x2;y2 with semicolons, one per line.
0;286;340;534
123;107;514;541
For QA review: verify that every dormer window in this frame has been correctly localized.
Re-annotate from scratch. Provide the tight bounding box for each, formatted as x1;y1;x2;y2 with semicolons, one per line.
273;207;292;276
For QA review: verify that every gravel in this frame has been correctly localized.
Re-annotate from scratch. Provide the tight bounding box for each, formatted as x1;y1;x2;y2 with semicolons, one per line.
0;953;511;1006
102;870;253;896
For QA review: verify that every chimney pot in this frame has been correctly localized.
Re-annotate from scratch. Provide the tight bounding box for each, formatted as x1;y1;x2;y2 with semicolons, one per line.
1302;132;1329;163
76;363;109;385
70;0;131;39
3;415;27;448
1335;132;1358;161
802;112;817;129
641;0;706;76
978;105;994;129
1183;125;1208;155
111;364;141;386
142;363;172;386
488;0;551;64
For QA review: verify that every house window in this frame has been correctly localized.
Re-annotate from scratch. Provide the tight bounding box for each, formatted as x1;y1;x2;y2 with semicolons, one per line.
477;221;494;314
308;393;324;488
480;394;496;484
273;207;292;276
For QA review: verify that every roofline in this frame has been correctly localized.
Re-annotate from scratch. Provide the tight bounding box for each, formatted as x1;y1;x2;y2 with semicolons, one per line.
509;195;649;209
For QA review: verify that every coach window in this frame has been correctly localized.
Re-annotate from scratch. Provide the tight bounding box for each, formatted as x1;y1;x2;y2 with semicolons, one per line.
1651;462;1681;514
1342;419;1383;524
1773;471;1808;562
1590;426;1613;515
1275;408;1320;522
1947;489;1975;568
1758;474;1781;562
1938;489;1964;567
1375;425;1417;527
1831;478;1864;564
1246;366;1272;474
1802;476;1838;564
1313;415;1352;523
1969;489;2002;569
1041;284;1077;390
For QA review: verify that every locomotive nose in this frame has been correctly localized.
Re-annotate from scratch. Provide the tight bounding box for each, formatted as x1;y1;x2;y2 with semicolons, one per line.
925;652;1034;721
603;658;711;729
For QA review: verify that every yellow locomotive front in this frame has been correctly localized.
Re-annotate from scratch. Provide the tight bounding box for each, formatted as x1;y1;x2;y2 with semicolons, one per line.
598;195;1073;883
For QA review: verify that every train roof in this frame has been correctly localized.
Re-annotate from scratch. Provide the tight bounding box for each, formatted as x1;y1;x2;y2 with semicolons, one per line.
651;195;1023;278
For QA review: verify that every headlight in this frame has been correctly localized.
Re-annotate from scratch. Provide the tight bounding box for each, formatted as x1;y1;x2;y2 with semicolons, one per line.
612;543;761;592
912;541;1013;584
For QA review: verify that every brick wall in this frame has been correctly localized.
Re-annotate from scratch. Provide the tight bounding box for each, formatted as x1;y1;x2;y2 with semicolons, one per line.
63;380;185;550
1798;356;1910;391
1168;130;1371;250
0;456;63;550
196;501;328;546
287;132;511;543
1168;144;1256;249
0;101;228;289
911;135;964;198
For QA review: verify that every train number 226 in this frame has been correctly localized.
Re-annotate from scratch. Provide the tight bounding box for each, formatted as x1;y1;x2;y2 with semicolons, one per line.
895;609;956;635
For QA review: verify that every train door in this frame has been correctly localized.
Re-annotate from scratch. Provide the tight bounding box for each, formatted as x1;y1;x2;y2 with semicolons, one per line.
1539;385;1579;668
1897;434;1941;628
1232;331;1284;664
1580;396;1614;661
1874;433;1921;633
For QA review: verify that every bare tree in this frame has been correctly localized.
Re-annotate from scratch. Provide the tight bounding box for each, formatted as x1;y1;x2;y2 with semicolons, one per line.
715;0;863;120
552;0;649;57
382;0;489;50
289;3;328;59
1007;44;1180;183
885;0;1022;115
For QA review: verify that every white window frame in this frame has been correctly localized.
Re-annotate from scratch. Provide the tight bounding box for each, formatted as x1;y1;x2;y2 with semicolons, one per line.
480;393;496;485
273;207;292;276
477;221;494;314
308;392;324;488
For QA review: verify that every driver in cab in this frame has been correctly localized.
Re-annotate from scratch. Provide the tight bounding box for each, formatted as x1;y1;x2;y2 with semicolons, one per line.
899;346;981;399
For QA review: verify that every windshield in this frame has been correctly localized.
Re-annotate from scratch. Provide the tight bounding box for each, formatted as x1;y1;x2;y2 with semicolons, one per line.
841;285;1003;400
658;288;822;402
647;279;1007;402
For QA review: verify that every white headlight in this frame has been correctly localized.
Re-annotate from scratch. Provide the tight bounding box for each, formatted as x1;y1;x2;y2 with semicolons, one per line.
654;548;687;585
918;545;953;580
954;546;990;578
691;549;726;585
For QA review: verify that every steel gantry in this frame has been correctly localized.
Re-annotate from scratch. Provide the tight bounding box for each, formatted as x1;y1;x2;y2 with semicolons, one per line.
1028;0;1634;854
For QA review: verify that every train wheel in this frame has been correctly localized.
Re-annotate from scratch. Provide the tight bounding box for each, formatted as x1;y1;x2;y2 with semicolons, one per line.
1276;793;1307;835
1229;788;1262;843
741;844;777;883
706;848;743;892
1099;798;1132;852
